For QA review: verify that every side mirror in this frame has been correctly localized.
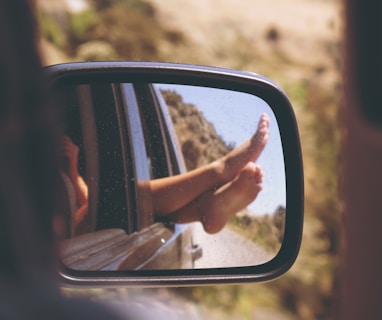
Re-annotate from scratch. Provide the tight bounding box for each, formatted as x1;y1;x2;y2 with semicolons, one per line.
47;62;303;286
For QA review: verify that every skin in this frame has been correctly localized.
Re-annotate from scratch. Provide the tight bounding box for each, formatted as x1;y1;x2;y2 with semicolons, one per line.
156;113;269;234
59;137;90;236
60;136;88;209
65;113;269;236
166;163;264;234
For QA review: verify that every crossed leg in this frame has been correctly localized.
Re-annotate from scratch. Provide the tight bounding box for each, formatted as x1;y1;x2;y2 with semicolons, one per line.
66;114;270;237
152;113;270;234
166;163;264;234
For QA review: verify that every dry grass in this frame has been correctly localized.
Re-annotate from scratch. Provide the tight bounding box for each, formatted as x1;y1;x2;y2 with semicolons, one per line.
150;0;341;81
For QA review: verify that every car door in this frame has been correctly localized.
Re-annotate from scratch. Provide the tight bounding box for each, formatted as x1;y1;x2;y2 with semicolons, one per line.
116;81;197;270
59;81;197;271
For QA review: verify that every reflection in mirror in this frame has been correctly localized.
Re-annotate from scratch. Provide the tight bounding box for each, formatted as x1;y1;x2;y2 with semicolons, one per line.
57;82;286;271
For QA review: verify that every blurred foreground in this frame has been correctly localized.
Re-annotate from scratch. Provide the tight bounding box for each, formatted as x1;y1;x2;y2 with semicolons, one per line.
39;0;342;318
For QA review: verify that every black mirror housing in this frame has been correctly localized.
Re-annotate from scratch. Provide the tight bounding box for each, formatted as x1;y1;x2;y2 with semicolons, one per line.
46;62;303;286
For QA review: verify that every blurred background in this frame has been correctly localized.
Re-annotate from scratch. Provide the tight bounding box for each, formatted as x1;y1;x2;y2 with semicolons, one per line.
38;0;342;318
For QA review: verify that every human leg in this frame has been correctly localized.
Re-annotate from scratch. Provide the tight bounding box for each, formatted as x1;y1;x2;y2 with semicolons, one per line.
164;164;263;234
151;113;269;216
214;112;269;183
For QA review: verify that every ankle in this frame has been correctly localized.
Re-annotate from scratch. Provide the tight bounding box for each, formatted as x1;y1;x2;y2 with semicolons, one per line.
210;157;234;185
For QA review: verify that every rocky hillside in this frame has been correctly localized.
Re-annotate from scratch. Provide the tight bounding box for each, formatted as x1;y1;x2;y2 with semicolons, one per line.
161;89;230;170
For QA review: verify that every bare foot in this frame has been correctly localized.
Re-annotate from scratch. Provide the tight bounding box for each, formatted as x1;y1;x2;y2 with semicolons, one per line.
162;164;263;234
212;113;269;185
200;163;263;234
150;114;269;217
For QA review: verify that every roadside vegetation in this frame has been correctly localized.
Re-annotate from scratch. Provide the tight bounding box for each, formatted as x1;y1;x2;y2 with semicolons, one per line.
162;88;284;255
161;89;232;170
229;206;285;254
38;0;342;318
38;0;184;62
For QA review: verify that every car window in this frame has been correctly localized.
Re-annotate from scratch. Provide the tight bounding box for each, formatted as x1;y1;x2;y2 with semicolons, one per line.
59;82;190;271
59;83;132;236
133;83;171;179
129;83;186;228
91;83;130;232
60;82;182;236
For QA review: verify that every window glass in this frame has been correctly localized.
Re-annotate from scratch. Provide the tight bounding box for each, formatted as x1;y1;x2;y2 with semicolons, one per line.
134;83;170;179
58;83;130;237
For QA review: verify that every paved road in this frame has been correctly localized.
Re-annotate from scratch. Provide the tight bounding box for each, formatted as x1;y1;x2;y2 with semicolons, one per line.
191;223;274;269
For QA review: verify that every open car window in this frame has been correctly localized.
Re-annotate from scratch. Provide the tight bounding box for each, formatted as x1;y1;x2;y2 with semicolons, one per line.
59;82;195;271
59;83;130;236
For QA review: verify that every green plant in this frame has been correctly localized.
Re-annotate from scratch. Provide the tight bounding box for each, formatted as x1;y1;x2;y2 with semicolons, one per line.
38;11;66;49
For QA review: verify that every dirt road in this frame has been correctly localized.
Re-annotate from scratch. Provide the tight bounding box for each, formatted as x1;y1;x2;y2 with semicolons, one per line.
191;223;274;269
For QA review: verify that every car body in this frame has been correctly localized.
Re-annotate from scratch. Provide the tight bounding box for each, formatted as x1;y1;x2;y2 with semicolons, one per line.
57;80;202;271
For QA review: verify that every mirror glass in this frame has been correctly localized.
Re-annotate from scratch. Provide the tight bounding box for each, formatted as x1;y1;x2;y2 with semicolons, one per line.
57;82;286;271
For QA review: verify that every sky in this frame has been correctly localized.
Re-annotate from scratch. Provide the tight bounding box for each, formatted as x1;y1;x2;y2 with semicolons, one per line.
65;0;88;13
155;83;286;215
